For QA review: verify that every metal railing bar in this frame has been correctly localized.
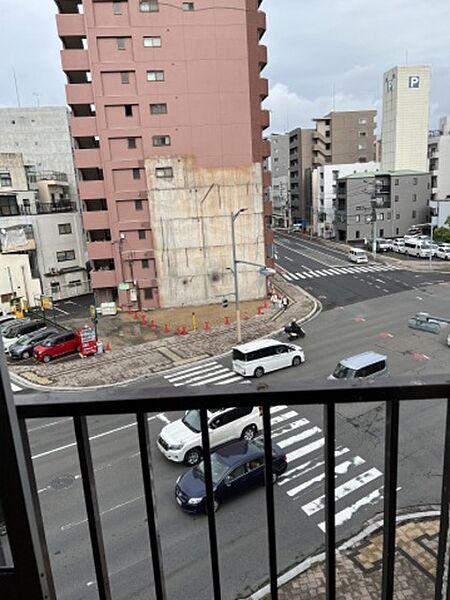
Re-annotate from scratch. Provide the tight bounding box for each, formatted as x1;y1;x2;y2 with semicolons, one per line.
434;398;450;600
199;407;222;600
324;403;336;600
381;399;400;600
136;413;167;600
16;377;450;419
263;405;278;599
17;419;57;599
73;416;112;600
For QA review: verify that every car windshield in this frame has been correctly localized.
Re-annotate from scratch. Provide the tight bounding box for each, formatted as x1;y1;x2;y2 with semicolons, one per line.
332;363;354;379
3;328;20;339
41;338;57;348
15;335;32;346
196;453;229;485
181;410;201;433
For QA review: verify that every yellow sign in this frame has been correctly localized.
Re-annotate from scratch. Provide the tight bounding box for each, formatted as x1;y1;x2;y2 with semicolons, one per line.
41;296;53;310
90;305;96;321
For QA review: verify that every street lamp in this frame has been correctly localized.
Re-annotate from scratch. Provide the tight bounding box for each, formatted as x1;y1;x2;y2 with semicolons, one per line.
230;208;247;343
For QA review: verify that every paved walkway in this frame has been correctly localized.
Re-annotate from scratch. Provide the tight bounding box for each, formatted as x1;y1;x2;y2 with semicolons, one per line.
10;276;317;389
254;513;441;599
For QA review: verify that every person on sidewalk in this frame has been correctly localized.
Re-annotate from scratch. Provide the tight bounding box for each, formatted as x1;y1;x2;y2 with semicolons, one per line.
282;296;289;311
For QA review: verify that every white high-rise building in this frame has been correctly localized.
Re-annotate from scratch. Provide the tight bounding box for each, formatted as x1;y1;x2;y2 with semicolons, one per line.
381;65;431;172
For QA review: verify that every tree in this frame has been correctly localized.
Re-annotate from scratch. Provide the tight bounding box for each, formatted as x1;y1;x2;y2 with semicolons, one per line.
433;226;450;243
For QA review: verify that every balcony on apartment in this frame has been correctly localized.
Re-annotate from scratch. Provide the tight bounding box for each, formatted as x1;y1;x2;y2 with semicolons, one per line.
82;209;110;231
90;268;117;288
256;10;266;39
56;12;85;36
258;77;269;100
74;148;102;169
261;109;270;131
257;44;268;71
70;115;98;137
60;49;89;71
65;82;94;105
2;370;450;600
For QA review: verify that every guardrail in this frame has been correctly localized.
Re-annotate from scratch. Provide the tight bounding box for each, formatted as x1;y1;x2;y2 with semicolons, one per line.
1;373;450;600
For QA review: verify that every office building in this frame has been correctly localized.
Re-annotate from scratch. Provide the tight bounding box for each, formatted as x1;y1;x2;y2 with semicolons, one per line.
268;133;290;227
55;0;271;309
334;170;430;242
289;110;376;226
381;65;431;172
429;116;450;228
311;161;380;238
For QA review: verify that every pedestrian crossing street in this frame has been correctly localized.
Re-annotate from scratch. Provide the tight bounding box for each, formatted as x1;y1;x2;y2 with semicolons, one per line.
280;263;401;282
270;405;386;531
164;361;245;388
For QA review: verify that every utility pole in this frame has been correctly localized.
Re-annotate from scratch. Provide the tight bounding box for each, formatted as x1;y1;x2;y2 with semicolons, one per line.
366;179;384;256
230;209;247;343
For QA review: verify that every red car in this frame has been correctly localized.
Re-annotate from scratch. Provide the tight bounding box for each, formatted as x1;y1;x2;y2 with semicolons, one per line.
33;331;80;363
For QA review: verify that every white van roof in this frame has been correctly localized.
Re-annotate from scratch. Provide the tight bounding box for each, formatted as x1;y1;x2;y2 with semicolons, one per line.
232;338;282;353
349;248;367;253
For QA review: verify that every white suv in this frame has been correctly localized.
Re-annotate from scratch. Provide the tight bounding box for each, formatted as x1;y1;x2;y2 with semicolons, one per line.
157;407;262;465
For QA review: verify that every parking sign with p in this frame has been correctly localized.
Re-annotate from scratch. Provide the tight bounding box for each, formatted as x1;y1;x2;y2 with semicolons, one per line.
409;75;420;88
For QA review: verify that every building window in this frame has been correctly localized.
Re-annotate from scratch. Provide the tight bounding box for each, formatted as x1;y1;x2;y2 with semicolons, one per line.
125;104;133;117
387;212;391;220
152;135;171;147
358;118;367;125
150;103;167;115
395;195;399;202
413;177;418;185
135;200;143;211
355;215;360;223
138;230;146;240
396;213;400;220
117;37;126;50
413;193;417;202
0;195;19;216
132;168;141;180
56;250;76;262
147;70;165;82
0;171;12;187
379;228;384;237
128;138;137;149
120;72;130;84
155;167;173;178
143;36;162;47
58;223;72;235
358;144;366;150
395;178;399;185
355;230;360;239
51;282;61;294
412;210;416;218
396;227;399;235
140;0;159;11
325;130;330;137
182;2;194;10
143;287;153;299
378;212;384;221
358;157;367;163
358;131;367;137
113;2;122;15
142;259;149;269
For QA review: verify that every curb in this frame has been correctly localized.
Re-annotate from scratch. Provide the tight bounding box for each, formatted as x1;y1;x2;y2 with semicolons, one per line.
9;284;321;393
248;507;440;599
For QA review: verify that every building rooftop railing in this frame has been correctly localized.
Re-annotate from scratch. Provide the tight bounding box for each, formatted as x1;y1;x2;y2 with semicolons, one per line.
1;372;450;600
37;170;69;183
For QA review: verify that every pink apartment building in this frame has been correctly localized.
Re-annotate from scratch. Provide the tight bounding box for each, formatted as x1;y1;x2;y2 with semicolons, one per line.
55;0;271;309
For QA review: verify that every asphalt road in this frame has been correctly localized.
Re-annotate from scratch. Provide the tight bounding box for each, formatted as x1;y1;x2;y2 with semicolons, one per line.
20;278;450;600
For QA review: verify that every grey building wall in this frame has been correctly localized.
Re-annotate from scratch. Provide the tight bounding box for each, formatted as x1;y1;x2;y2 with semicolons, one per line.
0;107;79;205
289;127;313;223
335;171;430;242
269;133;289;225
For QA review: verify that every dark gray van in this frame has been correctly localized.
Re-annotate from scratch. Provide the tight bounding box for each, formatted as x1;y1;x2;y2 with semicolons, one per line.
329;352;388;380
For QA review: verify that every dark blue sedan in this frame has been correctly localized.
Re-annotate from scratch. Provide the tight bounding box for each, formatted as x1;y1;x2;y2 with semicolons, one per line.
175;438;287;514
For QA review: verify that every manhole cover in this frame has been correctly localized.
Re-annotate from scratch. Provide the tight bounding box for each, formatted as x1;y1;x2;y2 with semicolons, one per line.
50;474;76;490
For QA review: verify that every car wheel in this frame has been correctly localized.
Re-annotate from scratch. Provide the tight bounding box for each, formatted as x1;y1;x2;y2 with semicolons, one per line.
184;447;202;466
22;351;30;359
292;356;301;367
254;367;264;378
42;355;51;363
241;425;257;441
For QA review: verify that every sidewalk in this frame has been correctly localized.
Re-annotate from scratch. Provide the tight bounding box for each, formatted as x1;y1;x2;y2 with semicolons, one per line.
9;275;318;389
252;510;440;600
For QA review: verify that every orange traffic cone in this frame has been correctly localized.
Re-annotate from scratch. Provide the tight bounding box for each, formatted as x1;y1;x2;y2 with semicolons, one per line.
105;340;112;352
258;307;263;316
204;321;210;331
181;326;187;335
164;323;169;334
150;319;156;328
224;316;230;325
133;312;139;321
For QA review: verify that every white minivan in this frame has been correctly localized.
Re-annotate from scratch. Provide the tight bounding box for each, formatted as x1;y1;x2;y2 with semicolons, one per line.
348;248;369;264
232;338;305;378
404;239;431;258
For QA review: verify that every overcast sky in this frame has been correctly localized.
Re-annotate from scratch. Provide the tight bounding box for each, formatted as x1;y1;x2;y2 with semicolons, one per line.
1;0;449;134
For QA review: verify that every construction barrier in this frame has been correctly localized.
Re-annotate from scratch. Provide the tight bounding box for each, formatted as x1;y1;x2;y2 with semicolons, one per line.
224;316;230;325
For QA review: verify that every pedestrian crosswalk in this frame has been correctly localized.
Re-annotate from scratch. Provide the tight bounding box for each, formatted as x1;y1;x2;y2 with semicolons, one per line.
280;263;401;282
270;406;386;531
164;361;245;388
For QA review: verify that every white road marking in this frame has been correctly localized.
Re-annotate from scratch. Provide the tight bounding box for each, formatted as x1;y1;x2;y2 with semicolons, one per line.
188;371;237;386
164;361;218;379
278;447;350;486
28;418;72;432
54;306;70;315
301;467;382;516
272;418;309;439
284;256;293;262
286;438;325;463
295;273;306;279
167;364;225;383
270;405;288;414
302;272;314;278
270;410;298;425
214;375;244;385
61;496;143;531
282;273;292;281
287;456;365;498
289;272;299;280
173;367;229;386
318;487;384;531
277;426;322;449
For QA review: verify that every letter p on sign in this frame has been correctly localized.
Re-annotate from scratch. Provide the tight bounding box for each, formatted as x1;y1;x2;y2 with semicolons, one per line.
409;75;420;88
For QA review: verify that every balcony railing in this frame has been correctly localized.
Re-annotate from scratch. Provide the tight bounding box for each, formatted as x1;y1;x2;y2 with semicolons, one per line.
2;369;450;599
36;201;76;214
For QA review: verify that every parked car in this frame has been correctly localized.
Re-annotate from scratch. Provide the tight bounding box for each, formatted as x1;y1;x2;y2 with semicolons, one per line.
232;339;305;378
435;246;450;260
9;328;58;360
0;314;16;327
33;331;79;363
391;239;406;253
328;352;388;380
2;319;46;353
175;438;287;514
158;406;263;466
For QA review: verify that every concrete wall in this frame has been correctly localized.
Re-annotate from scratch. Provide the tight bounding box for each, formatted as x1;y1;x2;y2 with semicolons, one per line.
381;65;431;172
146;156;266;307
0;253;41;312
